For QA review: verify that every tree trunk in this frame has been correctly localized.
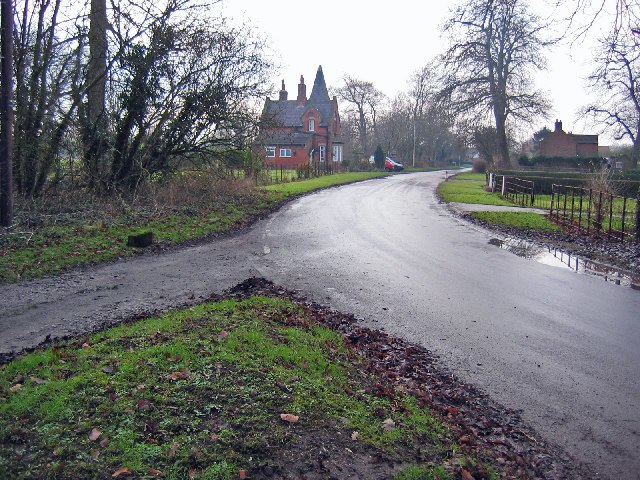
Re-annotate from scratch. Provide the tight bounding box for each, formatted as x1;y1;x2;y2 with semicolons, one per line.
0;0;14;226
85;0;108;182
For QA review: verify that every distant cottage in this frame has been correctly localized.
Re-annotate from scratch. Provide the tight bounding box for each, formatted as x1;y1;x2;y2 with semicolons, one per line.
539;120;599;157
259;66;343;167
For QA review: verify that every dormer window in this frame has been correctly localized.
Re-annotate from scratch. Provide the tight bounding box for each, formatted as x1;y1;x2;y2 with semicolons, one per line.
308;118;315;132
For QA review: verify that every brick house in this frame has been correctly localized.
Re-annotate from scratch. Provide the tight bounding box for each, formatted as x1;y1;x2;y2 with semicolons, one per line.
539;120;599;157
259;66;343;168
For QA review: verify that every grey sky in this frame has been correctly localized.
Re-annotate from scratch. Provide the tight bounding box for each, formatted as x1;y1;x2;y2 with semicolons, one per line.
222;0;620;144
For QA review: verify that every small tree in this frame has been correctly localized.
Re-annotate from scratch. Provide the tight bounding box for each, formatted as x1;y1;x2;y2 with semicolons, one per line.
374;145;385;169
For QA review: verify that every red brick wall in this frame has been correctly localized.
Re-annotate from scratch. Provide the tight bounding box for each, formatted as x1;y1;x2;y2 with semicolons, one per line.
539;131;577;157
576;143;598;156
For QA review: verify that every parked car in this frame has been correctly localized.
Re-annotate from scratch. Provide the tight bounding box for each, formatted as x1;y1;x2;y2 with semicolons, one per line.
384;157;404;172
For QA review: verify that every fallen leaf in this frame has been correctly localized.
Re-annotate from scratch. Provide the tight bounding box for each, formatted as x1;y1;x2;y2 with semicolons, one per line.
90;449;100;460
188;468;197;480
89;428;102;441
102;365;116;375
167;370;191;381
239;469;247;479
351;431;359;440
111;466;132;477
136;399;151;410
461;468;475;480
167;442;179;457
217;330;229;339
99;438;110;448
82;342;90;349
382;418;396;431
9;384;22;393
30;376;47;385
280;413;299;423
447;406;460;414
210;433;221;441
148;467;165;477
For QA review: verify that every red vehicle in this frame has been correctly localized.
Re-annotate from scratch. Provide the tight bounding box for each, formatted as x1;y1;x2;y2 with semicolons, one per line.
384;157;404;172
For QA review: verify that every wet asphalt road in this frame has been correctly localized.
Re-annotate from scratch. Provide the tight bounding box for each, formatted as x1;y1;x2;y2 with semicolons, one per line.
1;171;639;478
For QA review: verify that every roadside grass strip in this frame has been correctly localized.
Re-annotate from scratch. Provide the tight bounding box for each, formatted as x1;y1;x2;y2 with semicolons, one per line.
0;201;269;283
0;296;468;480
471;211;560;231
437;178;512;206
0;172;388;284
263;171;389;199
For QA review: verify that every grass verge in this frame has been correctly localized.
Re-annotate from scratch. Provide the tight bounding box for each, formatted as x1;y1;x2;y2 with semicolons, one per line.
437;178;512;206
0;172;388;283
262;171;388;199
0;295;471;480
471;211;560;231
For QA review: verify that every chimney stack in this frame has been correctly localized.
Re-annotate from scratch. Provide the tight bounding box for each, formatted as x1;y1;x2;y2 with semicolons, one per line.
554;119;563;132
279;80;288;101
297;75;307;105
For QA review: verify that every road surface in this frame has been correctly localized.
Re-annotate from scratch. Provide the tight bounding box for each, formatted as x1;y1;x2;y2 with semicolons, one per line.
1;171;639;478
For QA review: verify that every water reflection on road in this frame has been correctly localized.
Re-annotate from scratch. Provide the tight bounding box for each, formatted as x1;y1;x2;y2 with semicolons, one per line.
489;238;640;290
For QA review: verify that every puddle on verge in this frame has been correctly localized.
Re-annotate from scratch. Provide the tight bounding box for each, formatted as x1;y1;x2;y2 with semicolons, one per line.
488;238;640;290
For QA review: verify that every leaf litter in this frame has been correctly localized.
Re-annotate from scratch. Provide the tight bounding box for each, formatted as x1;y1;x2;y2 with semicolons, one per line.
0;277;586;479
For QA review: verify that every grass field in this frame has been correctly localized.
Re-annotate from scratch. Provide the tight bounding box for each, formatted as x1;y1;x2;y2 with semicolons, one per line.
437;177;512;206
0;296;470;480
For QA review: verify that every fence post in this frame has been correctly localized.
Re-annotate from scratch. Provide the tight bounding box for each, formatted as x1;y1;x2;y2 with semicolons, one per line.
501;176;507;196
550;185;555;217
621;197;627;242
587;189;592;235
635;194;640;242
608;193;614;241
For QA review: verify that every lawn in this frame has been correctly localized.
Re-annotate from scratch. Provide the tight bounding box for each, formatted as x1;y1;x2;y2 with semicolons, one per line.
437;177;512;206
0;295;472;480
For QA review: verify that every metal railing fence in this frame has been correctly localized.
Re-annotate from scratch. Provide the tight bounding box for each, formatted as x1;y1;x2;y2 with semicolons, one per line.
550;184;639;242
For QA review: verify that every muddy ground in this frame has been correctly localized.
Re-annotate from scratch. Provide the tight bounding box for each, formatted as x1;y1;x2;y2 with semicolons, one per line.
222;278;587;479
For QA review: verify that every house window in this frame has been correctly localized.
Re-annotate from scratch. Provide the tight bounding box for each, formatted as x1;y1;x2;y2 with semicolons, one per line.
332;145;343;162
319;144;326;162
279;148;292;157
266;146;275;158
308;118;315;132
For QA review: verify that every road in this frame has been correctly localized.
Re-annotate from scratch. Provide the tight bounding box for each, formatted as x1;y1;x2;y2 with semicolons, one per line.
2;171;639;478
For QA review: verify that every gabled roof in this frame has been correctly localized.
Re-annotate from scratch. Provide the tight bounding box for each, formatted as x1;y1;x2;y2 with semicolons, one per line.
262;65;335;128
262;131;311;146
309;65;330;103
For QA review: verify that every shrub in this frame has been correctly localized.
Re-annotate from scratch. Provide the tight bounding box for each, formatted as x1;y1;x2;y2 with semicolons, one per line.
472;158;487;173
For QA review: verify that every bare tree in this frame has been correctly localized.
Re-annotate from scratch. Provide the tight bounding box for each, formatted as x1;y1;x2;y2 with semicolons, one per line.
83;0;108;182
583;3;639;167
439;0;551;168
408;65;436;168
337;76;385;158
0;0;13;226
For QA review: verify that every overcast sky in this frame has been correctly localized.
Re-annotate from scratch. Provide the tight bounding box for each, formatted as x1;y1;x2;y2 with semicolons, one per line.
221;0;619;144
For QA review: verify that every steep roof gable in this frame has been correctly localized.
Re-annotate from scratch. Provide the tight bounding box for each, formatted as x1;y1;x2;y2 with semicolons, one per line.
308;65;330;103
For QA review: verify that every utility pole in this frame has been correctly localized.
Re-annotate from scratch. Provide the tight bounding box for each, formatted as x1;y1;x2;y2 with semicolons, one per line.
0;0;13;227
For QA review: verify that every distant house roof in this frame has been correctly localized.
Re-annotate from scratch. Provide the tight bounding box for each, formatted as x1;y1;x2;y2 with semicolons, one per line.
262;66;334;127
262;131;311;146
572;135;598;144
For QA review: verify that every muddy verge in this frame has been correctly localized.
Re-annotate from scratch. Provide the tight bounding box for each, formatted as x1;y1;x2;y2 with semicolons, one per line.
225;277;588;479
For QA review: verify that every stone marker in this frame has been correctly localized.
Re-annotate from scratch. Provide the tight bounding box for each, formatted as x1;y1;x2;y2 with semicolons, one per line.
127;231;153;248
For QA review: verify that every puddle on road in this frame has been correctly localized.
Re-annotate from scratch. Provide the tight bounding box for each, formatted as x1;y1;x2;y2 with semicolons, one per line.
489;238;640;290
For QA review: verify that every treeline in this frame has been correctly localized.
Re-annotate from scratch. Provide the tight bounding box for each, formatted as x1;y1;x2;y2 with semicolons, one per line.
11;0;271;198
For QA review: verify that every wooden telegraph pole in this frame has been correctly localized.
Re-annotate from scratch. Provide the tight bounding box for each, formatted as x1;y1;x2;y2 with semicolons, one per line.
0;0;13;227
